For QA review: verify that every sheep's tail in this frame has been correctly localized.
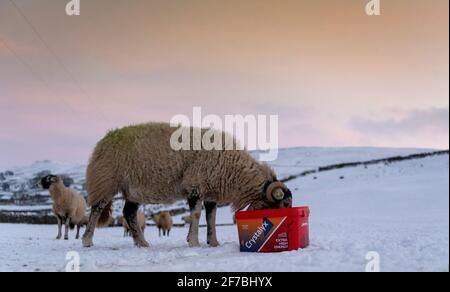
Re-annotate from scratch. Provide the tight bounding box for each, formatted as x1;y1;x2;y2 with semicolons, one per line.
96;202;113;228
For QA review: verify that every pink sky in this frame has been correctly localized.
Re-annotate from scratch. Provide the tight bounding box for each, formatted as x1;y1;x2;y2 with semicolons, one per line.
0;0;448;168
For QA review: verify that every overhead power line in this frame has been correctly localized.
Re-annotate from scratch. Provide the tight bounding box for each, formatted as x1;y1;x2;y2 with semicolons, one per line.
0;36;50;89
7;0;109;123
8;0;87;97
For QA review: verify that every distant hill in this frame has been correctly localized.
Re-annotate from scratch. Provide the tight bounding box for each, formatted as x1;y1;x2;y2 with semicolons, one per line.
0;147;443;223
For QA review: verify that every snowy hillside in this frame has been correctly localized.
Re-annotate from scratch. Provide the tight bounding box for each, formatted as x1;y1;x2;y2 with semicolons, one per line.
0;147;448;272
0;160;86;207
0;147;433;207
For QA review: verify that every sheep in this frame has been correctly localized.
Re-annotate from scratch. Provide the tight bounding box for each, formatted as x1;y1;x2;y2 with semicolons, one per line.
82;123;292;248
100;214;115;228
152;212;173;237
40;175;87;240
80;215;89;226
182;215;192;226
118;212;146;237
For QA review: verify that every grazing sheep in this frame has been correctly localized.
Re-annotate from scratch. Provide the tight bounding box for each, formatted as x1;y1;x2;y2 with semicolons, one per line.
182;215;192;226
152;212;173;237
118;212;146;237
100;214;115;228
82;123;292;248
40;175;87;240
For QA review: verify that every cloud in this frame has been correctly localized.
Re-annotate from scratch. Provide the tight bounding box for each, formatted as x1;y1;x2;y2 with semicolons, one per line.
349;107;449;148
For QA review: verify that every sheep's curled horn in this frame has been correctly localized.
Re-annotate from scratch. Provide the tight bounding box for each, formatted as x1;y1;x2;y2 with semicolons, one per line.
265;181;286;202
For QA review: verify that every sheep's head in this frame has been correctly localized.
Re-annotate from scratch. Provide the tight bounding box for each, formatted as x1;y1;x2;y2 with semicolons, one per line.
247;181;293;211
39;175;59;190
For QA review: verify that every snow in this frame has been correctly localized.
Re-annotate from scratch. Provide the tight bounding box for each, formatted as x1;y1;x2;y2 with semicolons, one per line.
10;160;86;178
0;192;12;199
260;147;434;179
296;156;449;272
0;148;448;272
0;205;51;212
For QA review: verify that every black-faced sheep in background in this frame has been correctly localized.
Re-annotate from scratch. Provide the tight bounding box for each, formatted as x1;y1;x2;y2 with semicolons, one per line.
82;123;292;248
40;175;87;240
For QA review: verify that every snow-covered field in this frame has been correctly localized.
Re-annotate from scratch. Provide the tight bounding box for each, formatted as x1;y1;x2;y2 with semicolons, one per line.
0;148;448;272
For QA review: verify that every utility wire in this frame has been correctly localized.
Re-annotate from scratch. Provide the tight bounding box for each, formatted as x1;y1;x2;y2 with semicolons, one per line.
7;0;109;123
0;36;50;90
8;0;87;98
0;35;76;114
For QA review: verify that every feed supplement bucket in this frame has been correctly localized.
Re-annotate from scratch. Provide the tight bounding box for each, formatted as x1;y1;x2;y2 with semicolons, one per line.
236;207;310;253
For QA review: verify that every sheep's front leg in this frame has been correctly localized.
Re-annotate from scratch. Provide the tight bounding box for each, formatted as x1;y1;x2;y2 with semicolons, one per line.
64;217;70;240
56;215;62;240
187;193;202;247
205;201;219;247
75;224;81;240
123;201;149;248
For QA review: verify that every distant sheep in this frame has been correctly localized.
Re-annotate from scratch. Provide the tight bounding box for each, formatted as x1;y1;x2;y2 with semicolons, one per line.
82;123;292;248
182;215;192;226
152;212;173;237
99;214;115;228
40;175;87;240
118;212;146;237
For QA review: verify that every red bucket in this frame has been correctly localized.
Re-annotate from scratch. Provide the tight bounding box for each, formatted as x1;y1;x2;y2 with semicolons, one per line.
235;207;310;253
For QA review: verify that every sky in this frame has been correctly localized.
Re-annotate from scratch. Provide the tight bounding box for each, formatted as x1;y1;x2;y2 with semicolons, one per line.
0;0;448;168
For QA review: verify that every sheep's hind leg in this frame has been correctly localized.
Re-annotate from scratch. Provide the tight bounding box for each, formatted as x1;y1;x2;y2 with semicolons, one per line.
82;199;110;248
187;194;202;247
124;201;149;248
205;201;219;247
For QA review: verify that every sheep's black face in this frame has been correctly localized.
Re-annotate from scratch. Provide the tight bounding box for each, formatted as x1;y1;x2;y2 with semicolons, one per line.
40;175;58;190
248;182;293;211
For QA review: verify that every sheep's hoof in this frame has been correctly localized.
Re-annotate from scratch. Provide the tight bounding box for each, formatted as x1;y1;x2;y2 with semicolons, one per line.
189;241;201;248
56;236;61;240
134;239;150;248
82;237;94;248
208;240;220;247
64;237;69;241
